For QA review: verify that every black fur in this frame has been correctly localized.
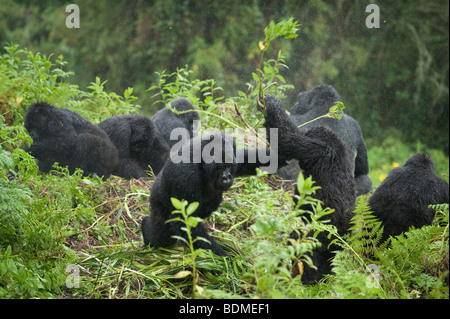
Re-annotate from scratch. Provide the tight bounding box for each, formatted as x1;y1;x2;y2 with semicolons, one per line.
98;114;170;179
141;132;237;256
368;153;449;242
261;94;357;283
152;98;200;149
141;132;272;256
24;102;118;178
286;84;372;195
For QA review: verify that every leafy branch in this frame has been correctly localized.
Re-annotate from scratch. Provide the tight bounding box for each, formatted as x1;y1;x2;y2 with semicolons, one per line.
297;101;346;128
257;18;300;115
167;197;203;298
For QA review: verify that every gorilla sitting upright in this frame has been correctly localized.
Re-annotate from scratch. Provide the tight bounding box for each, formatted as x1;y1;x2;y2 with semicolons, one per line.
152;98;200;149
368;153;449;243
98;114;170;179
24;102;119;178
260;94;357;283
285;84;372;195
141;132;274;256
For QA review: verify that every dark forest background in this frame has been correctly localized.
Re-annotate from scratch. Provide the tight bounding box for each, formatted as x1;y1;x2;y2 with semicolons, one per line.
1;0;448;151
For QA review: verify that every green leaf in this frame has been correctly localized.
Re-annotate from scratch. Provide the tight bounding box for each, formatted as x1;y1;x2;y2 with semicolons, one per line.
170;197;184;210
186;202;199;215
296;171;305;193
186;216;202;228
4;245;12;258
123;87;133;99
252;72;260;83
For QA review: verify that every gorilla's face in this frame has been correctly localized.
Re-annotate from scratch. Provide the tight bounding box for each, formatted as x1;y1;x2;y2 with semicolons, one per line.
197;132;237;192
209;163;236;191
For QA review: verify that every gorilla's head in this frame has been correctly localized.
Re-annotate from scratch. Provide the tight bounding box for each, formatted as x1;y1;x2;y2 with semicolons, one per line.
24;102;73;139
170;98;200;138
291;84;341;116
191;132;238;191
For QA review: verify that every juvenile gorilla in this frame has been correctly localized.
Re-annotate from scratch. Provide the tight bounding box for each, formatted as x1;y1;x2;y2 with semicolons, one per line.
285;84;372;195
261;95;357;283
141;132;269;256
152;98;200;148
24;102;119;178
98;114;170;179
369;153;449;242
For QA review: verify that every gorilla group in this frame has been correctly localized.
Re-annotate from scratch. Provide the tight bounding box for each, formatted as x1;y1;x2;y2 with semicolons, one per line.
281;84;372;196
24;99;204;180
141;92;358;283
97;98;200;179
25;92;448;285
24;102;119;178
259;94;449;283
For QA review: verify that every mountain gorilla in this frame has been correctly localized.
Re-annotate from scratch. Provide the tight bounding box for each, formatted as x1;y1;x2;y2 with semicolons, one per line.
283;84;372;195
152;98;200;149
24;102;118;178
98;114;170;179
369;153;449;243
141;132;271;256
260;94;357;283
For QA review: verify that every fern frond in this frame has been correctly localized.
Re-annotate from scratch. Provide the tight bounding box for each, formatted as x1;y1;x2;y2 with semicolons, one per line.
429;203;449;226
348;196;386;258
376;223;449;297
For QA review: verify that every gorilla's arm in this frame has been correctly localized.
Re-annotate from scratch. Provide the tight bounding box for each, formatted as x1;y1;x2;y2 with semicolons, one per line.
259;95;300;142
235;148;283;176
260;95;317;163
261;95;356;221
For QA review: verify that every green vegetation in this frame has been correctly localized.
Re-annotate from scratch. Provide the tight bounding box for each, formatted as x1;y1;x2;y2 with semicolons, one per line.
1;11;449;300
0;1;448;150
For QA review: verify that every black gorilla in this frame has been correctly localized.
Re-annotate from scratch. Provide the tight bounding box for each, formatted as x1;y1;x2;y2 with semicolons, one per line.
24;102;119;178
98;114;169;179
261;95;357;283
141;132;270;256
152;98;200;149
284;84;372;195
368;153;449;242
